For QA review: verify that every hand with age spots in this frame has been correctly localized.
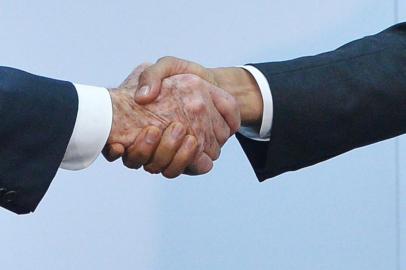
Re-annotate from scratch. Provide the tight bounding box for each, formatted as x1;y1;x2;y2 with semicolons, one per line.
103;64;241;178
134;57;264;127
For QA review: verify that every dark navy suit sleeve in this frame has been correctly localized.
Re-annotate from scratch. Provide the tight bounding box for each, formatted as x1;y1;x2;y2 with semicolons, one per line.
0;67;78;214
236;22;406;181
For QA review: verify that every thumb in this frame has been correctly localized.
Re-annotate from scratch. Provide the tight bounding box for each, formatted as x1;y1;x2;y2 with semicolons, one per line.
102;143;125;162
134;67;163;105
135;56;213;105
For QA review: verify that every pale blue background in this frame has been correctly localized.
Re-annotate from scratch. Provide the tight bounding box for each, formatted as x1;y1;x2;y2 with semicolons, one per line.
0;1;405;269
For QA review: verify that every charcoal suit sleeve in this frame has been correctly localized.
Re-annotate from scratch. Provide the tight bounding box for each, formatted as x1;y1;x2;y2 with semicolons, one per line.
0;67;78;214
236;23;406;181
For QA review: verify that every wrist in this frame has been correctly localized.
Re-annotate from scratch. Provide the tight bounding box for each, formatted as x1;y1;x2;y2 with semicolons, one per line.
107;88;122;142
210;67;263;127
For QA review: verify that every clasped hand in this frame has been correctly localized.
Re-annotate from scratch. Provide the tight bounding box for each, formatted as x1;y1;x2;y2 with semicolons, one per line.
102;63;241;178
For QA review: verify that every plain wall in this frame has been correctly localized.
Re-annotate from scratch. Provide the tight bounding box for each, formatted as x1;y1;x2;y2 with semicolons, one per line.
0;1;404;269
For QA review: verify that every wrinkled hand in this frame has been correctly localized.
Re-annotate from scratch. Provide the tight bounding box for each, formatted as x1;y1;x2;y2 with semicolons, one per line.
134;56;263;127
103;64;240;178
134;57;218;105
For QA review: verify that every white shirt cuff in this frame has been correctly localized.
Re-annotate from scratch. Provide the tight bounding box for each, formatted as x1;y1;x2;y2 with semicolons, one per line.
60;84;113;170
238;65;273;141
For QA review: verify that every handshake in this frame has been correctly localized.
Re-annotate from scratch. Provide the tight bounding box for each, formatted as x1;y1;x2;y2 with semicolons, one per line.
102;57;263;178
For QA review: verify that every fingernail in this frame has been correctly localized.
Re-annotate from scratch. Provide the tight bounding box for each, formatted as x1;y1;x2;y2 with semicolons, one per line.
136;85;150;98
171;124;185;139
145;129;159;144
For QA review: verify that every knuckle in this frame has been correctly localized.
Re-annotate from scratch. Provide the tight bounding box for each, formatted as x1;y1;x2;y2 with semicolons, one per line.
137;65;152;80
194;101;206;113
163;137;180;150
159;56;175;63
176;152;192;166
161;77;174;89
134;63;149;74
186;99;206;114
179;74;201;88
139;69;152;82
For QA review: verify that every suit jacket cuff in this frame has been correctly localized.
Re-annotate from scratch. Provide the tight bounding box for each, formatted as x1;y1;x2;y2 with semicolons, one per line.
238;65;273;141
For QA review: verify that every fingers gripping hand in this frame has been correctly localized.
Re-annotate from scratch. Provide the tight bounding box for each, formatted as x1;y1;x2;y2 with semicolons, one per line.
122;126;162;169
106;64;241;179
134;56;217;104
154;75;240;175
